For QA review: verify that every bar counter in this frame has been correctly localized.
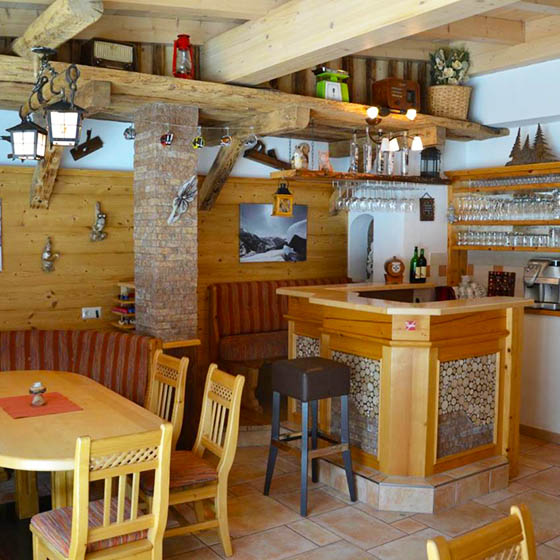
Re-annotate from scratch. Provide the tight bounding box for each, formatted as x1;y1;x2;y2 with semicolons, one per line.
278;282;530;481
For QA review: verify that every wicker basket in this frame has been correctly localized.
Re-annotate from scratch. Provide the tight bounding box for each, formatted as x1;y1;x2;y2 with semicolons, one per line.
427;85;472;120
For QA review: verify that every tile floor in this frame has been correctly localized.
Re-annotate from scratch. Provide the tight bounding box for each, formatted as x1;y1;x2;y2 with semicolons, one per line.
162;434;560;559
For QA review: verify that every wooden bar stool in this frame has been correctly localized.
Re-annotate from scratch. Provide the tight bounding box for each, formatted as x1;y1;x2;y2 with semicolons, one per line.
263;357;357;516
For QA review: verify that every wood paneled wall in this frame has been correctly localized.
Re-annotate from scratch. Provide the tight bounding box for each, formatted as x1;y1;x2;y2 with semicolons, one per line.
0;166;133;330
0;170;346;361
198;177;347;363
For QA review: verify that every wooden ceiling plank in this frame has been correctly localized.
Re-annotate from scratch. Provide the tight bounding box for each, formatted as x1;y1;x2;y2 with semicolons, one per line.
354;39;446;62
12;0;103;59
0;0;286;21
1;9;237;45
199;0;520;85
198;106;310;209
416;15;525;45
513;0;560;15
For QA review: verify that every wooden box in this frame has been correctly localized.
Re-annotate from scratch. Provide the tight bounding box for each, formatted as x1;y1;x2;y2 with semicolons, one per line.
372;78;421;112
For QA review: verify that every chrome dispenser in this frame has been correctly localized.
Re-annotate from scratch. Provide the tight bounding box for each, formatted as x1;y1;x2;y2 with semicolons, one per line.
524;258;560;309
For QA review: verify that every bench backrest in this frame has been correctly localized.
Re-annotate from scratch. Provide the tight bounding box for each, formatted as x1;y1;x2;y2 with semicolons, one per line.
211;277;349;337
0;329;156;405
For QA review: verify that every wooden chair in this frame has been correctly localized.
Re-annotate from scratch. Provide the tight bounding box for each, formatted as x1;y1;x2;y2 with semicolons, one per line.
141;364;245;557
426;504;537;560
145;349;189;449
30;423;172;560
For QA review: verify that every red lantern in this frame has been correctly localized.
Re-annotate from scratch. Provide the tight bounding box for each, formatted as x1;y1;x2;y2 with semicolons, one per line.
172;34;195;79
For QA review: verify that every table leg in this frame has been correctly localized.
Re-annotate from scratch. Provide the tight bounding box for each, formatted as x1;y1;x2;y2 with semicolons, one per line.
15;470;39;519
51;471;74;509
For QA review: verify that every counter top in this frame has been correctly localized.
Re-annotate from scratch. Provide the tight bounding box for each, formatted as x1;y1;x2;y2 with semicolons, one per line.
277;283;531;316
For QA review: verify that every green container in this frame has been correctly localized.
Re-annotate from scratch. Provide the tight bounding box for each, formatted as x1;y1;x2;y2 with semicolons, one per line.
315;70;349;102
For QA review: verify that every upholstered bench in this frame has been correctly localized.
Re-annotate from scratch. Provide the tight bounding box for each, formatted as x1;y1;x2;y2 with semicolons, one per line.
208;277;349;410
0;329;157;405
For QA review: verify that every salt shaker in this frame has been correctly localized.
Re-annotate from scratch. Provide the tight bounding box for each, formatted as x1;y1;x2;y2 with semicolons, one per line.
29;381;46;406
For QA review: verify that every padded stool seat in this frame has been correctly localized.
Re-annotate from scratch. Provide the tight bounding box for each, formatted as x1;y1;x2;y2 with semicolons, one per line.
264;357;356;516
271;357;350;402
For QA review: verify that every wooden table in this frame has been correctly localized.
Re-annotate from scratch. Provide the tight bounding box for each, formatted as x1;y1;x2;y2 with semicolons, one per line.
0;371;162;519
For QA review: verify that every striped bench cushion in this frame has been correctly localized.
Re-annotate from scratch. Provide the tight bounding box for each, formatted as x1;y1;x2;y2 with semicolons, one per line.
0;330;152;405
30;497;147;556
71;331;151;405
140;450;217;496
214;277;349;337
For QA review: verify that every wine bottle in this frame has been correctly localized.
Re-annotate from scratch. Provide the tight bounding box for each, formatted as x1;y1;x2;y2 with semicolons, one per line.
410;246;419;283
418;248;427;283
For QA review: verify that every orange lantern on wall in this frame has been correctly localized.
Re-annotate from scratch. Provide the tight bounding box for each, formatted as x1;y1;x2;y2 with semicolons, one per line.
172;34;195;79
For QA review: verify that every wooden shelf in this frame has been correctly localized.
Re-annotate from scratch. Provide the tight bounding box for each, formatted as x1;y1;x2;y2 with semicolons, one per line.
446;162;560;181
454;183;560;194
110;321;135;331
112;310;135;317
526;308;560;317
117;281;135;290
452;245;560;252
270;169;450;184
113;298;135;306
452;220;560;226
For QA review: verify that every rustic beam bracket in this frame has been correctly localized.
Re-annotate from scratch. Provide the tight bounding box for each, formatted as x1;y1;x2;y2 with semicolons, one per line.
198;106;311;210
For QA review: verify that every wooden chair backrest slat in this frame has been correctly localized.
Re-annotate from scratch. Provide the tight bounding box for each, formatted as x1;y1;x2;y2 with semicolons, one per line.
146;350;189;449
68;423;172;560
193;364;245;478
426;505;537;560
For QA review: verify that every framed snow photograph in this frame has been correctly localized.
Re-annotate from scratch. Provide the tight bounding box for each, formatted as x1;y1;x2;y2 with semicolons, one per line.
239;203;307;263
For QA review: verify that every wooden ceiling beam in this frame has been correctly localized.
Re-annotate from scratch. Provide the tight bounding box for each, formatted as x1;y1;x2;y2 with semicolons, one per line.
0;0;286;22
354;39;445;62
199;0;520;85
467;14;560;75
416;15;525;45
0;55;508;142
198;106;310;209
12;0;103;59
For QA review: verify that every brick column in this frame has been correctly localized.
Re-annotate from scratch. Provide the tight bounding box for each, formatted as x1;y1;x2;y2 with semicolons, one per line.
133;103;198;341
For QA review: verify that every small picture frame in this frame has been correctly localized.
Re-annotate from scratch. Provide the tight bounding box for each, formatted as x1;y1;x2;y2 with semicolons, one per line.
419;193;435;222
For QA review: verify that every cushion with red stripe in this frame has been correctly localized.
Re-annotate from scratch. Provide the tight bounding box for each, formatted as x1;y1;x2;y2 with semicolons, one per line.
30;497;147;557
219;331;287;362
0;330;34;371
140;451;217;496
71;331;152;405
214;277;349;337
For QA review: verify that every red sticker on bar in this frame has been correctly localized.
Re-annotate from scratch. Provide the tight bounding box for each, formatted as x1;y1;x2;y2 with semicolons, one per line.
405;320;417;331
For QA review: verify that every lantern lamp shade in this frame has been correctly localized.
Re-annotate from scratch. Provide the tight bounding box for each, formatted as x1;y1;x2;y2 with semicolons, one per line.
272;182;294;217
420;147;441;178
6;118;48;161
46;99;85;147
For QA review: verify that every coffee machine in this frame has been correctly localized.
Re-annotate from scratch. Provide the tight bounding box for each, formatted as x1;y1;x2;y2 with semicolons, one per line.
524;258;560;309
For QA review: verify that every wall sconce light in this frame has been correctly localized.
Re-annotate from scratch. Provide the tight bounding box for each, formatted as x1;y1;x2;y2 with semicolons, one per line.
272;181;294;217
366;105;417;126
3;115;48;161
411;135;424;151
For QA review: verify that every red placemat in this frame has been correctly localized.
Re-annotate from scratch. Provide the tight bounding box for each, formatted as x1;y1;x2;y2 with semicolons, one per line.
0;392;82;419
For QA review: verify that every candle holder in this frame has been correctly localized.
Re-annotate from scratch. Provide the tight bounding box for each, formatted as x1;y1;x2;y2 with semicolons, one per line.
29;381;47;406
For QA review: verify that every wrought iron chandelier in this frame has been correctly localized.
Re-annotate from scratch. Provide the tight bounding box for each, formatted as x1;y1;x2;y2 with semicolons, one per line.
2;47;85;161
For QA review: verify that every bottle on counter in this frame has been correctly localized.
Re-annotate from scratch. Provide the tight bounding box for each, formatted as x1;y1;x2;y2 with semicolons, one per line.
410;246;419;283
417;248;427;283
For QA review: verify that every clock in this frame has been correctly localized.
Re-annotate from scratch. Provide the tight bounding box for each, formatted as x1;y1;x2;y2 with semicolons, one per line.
384;256;405;284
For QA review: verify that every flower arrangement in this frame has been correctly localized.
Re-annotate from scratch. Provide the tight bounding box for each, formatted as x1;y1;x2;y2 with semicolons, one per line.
430;47;470;85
